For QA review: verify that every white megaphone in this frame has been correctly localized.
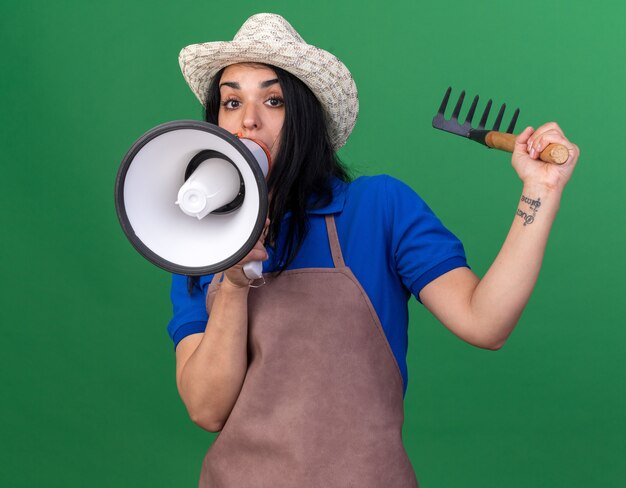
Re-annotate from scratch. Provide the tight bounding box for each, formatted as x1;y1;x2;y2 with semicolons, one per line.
115;120;270;279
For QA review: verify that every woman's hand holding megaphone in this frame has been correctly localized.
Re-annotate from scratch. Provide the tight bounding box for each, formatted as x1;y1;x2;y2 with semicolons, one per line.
223;218;270;288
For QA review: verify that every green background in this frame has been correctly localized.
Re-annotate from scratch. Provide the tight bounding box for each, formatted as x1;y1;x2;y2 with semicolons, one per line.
2;0;624;486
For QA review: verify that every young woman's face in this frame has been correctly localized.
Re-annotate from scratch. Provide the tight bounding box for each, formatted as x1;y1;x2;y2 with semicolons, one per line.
218;63;285;161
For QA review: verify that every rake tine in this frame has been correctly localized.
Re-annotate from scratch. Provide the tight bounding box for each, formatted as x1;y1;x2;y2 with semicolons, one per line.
451;90;465;120
492;103;506;131
464;95;479;125
437;87;452;115
506;108;520;134
478;99;492;129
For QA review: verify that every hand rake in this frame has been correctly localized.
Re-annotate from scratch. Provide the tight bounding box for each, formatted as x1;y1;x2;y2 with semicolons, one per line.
432;87;568;165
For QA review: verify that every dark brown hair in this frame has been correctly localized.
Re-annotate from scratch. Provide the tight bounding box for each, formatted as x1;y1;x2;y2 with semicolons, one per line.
204;65;351;272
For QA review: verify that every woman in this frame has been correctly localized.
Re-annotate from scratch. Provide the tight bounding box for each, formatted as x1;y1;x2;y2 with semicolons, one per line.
168;13;579;487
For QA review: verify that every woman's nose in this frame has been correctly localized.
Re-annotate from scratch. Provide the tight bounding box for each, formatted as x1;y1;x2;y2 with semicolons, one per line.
242;105;260;131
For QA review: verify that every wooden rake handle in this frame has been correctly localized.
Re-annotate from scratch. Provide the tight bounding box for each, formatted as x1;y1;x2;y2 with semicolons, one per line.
485;132;569;165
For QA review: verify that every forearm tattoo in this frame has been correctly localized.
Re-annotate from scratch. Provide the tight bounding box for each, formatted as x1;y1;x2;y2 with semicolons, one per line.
516;195;541;226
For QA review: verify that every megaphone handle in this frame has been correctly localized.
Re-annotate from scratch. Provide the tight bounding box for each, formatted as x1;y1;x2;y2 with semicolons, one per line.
243;260;263;280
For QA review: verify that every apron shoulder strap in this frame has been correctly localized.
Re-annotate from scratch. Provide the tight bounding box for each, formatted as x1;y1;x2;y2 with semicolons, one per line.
324;215;346;269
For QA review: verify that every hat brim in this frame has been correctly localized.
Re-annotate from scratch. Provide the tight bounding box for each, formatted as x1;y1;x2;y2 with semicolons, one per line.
179;39;358;150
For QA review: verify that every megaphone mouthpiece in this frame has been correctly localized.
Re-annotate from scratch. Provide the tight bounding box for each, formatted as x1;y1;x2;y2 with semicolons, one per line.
238;137;271;176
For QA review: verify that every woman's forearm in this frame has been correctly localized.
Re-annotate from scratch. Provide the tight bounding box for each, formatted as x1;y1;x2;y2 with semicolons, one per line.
420;183;564;350
468;183;562;348
176;281;250;431
175;228;268;431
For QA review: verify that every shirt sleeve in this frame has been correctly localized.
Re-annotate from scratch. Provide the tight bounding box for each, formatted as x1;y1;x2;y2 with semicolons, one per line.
167;273;210;347
384;176;469;301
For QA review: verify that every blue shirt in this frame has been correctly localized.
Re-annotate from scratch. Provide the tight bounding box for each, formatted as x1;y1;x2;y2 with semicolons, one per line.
168;175;468;394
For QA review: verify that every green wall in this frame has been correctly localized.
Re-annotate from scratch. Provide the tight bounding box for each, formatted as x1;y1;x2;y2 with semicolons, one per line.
2;1;624;486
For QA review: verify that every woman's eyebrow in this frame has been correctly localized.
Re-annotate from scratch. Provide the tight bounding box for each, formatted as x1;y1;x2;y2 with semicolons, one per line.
260;79;279;88
219;79;279;90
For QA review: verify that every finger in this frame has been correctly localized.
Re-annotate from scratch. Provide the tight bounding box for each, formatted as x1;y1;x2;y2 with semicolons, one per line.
514;127;534;160
535;121;564;136
529;122;563;143
533;133;579;164
261;218;270;243
241;243;268;264
527;122;564;155
515;126;534;146
528;130;559;159
533;131;575;155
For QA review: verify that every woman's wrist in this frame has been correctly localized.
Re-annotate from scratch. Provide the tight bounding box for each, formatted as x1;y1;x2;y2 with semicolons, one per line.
222;273;252;292
521;181;564;201
516;183;562;228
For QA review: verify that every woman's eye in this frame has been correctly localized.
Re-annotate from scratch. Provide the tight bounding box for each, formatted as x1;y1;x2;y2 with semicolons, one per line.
223;99;240;109
266;97;284;108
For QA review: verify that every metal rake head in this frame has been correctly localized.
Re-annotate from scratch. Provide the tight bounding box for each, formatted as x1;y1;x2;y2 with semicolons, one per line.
432;86;520;145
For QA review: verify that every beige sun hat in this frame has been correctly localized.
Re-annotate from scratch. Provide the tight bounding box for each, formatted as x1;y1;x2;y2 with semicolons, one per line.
178;13;358;150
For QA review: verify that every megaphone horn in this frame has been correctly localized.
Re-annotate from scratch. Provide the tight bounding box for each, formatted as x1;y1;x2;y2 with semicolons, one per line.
115;120;270;278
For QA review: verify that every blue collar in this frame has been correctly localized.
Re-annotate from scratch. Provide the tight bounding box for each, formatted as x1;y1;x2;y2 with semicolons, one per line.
306;177;348;215
279;178;348;222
